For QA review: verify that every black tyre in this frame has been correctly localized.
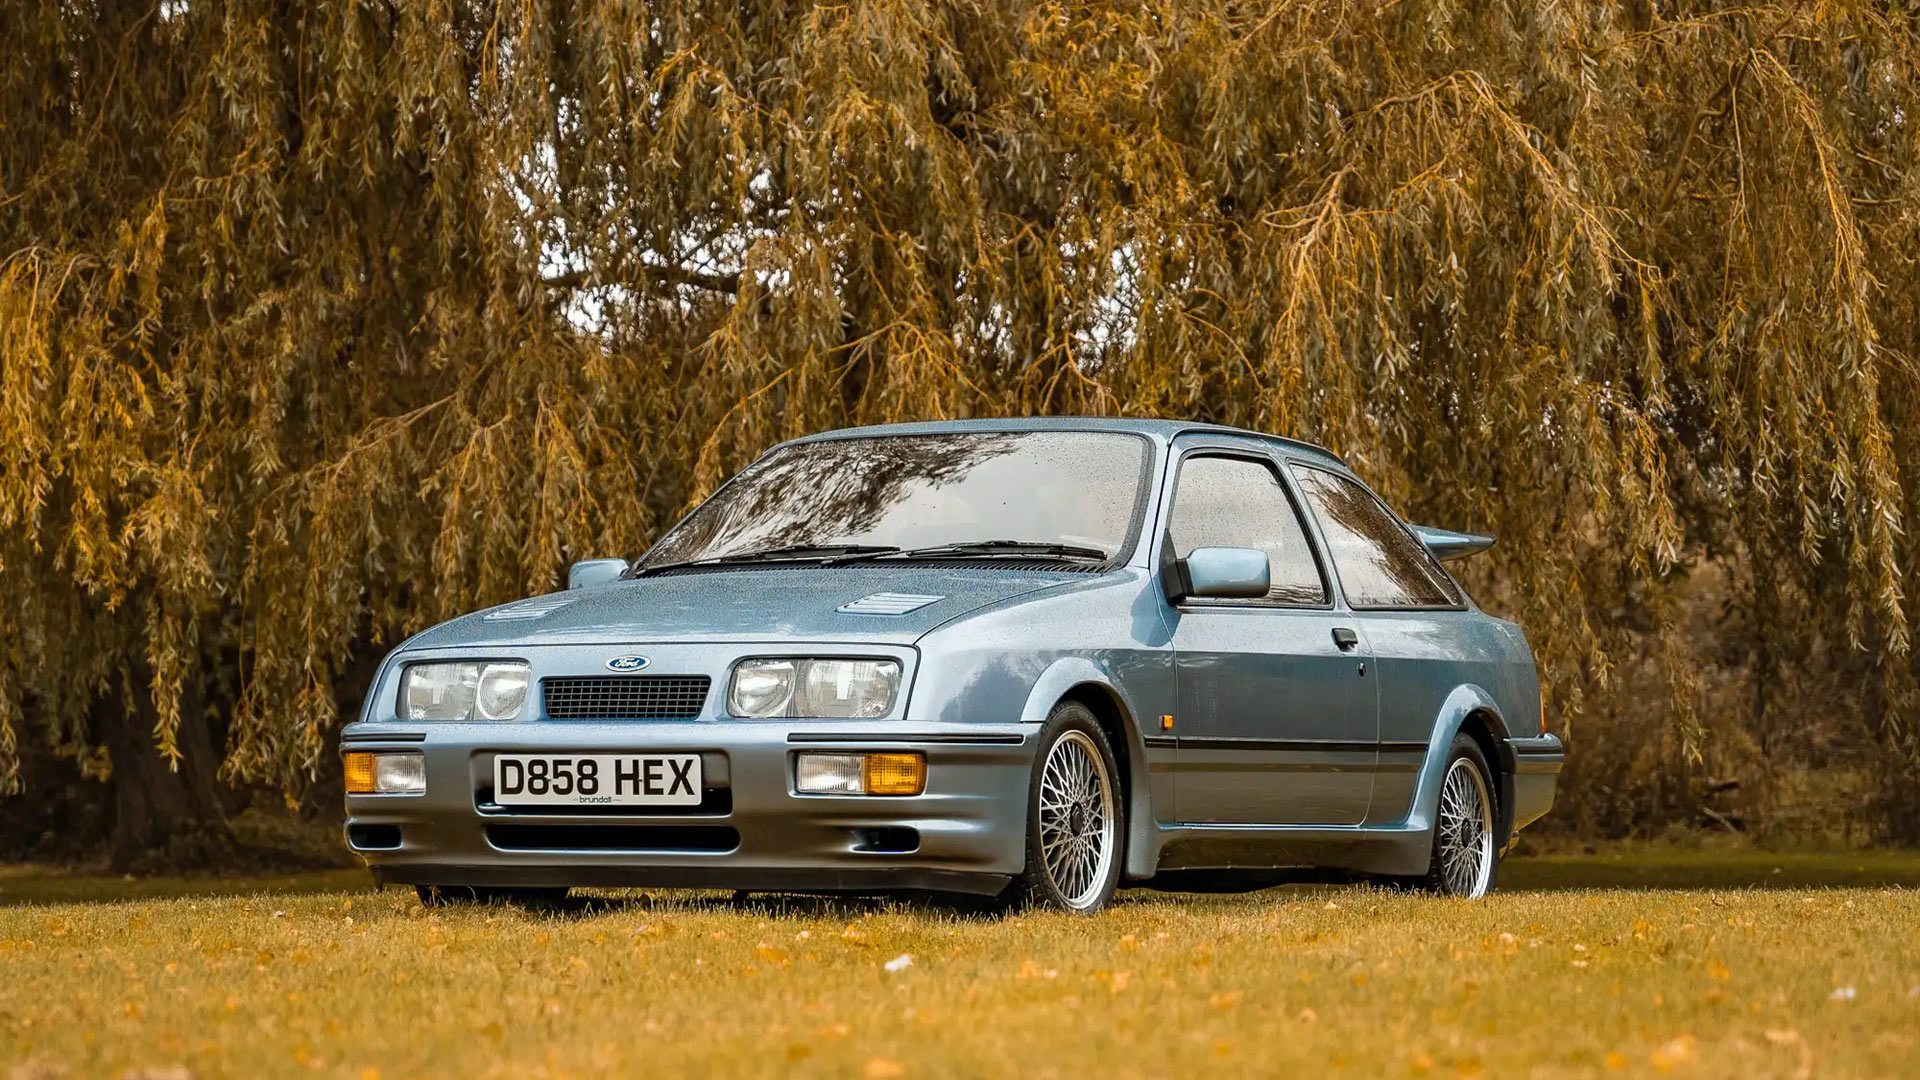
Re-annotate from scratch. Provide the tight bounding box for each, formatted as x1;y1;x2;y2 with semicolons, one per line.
415;884;569;908
1005;702;1126;913
1411;734;1499;897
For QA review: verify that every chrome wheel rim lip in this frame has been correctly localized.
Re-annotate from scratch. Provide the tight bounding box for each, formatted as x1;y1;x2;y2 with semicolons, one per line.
1437;756;1494;898
1037;729;1116;910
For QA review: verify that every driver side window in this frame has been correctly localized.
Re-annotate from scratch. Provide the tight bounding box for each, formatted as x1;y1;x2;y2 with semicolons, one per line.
1167;454;1328;606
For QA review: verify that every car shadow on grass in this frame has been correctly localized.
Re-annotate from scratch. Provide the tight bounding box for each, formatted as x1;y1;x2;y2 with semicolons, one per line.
553;889;986;920
8;851;1919;910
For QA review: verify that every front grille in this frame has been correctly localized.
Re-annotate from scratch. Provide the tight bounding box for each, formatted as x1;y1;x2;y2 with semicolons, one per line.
541;676;712;720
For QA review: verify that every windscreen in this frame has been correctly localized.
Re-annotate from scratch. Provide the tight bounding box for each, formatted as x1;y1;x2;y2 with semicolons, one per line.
639;431;1151;568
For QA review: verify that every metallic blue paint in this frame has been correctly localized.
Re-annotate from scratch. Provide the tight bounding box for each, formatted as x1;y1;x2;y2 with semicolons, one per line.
344;417;1561;893
1179;546;1272;599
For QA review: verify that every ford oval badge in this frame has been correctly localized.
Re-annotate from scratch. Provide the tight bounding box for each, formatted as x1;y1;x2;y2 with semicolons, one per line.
605;655;651;672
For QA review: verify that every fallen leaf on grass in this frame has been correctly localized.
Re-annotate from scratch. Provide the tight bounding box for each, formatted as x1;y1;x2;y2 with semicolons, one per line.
1829;986;1856;1002
863;1057;905;1078
884;953;913;973
1209;990;1242;1011
1650;1034;1697;1072
1764;1030;1814;1080
1763;1030;1801;1046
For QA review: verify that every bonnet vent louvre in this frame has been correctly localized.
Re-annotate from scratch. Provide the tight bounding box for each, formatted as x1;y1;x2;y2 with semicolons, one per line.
837;593;945;616
483;594;579;621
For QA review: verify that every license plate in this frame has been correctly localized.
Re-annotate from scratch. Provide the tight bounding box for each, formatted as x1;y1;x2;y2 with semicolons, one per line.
492;754;703;806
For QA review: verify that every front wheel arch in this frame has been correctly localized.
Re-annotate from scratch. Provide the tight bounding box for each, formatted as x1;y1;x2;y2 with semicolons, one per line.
1006;701;1128;913
1017;661;1159;878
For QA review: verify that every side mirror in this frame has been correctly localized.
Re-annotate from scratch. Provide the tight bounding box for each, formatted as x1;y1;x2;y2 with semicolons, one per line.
1410;525;1495;562
567;558;630;590
1176;546;1270;600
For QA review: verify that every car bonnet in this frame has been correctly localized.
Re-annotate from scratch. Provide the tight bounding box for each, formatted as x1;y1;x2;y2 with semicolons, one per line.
401;566;1088;648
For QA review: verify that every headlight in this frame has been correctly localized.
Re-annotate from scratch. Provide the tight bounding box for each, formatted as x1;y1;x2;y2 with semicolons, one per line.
400;661;530;720
728;658;901;718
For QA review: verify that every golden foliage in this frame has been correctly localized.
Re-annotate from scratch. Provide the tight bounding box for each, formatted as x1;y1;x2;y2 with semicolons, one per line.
3;1;1919;826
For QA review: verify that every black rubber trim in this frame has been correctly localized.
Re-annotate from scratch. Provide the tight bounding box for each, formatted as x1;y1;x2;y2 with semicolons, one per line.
784;732;1025;745
1142;735;1176;748
342;731;427;743
1175;761;1373;773
1508;733;1566;774
485;823;740;853
1377;741;1428;753
1176;737;1378;754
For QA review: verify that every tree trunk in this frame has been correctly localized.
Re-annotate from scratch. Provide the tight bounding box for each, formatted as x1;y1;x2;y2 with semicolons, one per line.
100;664;232;873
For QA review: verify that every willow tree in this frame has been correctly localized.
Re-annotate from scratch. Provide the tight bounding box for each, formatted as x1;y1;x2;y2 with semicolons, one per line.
4;0;1919;864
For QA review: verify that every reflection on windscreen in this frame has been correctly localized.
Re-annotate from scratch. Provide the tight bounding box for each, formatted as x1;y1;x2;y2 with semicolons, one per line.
641;432;1149;567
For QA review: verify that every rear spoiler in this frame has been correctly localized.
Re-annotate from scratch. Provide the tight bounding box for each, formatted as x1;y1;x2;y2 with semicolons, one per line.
1411;525;1495;562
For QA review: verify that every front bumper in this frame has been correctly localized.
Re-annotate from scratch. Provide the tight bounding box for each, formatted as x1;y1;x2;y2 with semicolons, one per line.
341;720;1035;896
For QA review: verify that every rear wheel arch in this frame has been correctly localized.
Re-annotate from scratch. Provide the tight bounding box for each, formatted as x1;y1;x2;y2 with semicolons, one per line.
1457;707;1515;848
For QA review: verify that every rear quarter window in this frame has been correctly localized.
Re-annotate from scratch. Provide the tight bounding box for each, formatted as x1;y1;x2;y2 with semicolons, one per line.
1291;466;1461;609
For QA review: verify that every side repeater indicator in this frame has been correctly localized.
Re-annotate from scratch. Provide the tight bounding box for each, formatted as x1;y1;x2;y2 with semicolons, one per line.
1160;714;1174;731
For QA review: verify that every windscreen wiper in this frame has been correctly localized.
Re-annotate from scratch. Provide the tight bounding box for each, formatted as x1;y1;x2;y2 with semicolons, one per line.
633;543;901;576
823;540;1110;565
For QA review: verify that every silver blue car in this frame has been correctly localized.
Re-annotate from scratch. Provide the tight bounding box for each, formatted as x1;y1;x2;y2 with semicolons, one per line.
342;418;1562;911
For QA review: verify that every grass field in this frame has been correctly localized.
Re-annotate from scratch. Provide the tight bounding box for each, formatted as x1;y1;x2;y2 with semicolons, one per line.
3;850;1918;1079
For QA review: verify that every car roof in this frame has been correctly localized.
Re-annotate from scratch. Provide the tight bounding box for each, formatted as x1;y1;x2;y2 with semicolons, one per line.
782;416;1349;469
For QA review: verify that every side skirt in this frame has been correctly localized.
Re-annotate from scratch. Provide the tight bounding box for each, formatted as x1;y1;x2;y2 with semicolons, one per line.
1144;820;1435;877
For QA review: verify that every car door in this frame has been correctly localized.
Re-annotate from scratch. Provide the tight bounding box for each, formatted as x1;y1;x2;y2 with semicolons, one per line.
1289;465;1474;824
1163;445;1378;825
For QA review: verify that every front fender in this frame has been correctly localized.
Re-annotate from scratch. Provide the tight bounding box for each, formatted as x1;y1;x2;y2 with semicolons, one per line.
1019;656;1162;879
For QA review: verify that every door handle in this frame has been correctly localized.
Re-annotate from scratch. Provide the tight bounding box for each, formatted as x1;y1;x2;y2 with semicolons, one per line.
1331;627;1359;651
